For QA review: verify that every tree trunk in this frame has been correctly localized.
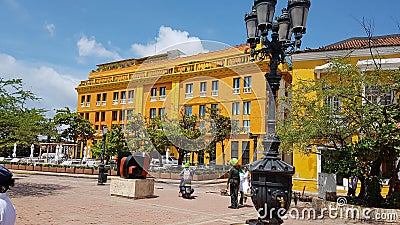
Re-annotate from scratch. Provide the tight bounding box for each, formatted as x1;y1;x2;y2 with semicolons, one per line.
221;141;225;170
358;176;366;199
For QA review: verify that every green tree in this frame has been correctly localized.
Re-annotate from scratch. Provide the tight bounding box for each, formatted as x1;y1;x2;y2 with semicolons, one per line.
125;114;155;152
206;107;240;168
0;78;52;156
277;58;400;205
92;124;129;164
53;107;95;144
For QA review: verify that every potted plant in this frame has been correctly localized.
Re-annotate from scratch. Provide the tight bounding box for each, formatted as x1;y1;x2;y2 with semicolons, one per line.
65;166;75;174
49;164;58;173
75;166;85;174
11;162;19;170
56;165;66;173
18;162;27;170
26;162;34;171
41;164;51;172
83;166;93;175
34;163;42;171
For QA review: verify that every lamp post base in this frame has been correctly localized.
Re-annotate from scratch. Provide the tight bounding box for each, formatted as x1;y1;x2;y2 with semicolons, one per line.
97;163;107;185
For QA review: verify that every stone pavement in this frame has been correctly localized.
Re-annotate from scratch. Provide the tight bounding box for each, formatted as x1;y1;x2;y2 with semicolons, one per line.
8;172;391;225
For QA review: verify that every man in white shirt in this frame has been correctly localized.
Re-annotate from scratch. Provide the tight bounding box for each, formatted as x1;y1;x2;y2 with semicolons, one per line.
0;165;16;225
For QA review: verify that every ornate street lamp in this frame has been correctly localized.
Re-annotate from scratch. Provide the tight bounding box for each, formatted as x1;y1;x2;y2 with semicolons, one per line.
244;0;310;224
98;125;108;185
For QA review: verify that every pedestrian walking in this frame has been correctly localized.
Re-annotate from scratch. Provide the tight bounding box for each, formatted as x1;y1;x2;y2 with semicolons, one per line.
239;165;250;206
0;165;16;225
226;158;240;209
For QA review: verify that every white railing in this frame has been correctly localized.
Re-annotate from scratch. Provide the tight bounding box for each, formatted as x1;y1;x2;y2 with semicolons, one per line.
96;101;101;106
243;87;252;93
233;88;240;95
211;90;218;96
200;92;206;97
120;99;126;104
112;100;118;105
150;96;157;102
159;95;166;101
185;93;193;99
102;101;106;106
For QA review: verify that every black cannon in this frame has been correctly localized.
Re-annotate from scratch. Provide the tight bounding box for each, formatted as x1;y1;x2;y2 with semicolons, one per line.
117;152;150;179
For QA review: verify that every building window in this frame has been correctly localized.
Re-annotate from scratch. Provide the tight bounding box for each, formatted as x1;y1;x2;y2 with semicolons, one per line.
127;110;133;120
85;95;91;107
212;80;219;96
120;110;125;121
95;112;100;122
113;92;119;105
233;78;240;94
159;108;165;116
150;108;157;118
231;141;239;159
199;105;206;117
159;87;166;101
102;93;107;106
232;120;240;128
244;76;252;93
200;82;207;97
243;120;250;133
232;102;240;115
80;96;85;107
96;94;101;106
325;96;342;111
185;83;193;99
101;112;106;122
211;104;218;109
365;86;395;106
128;90;134;103
243;101;251;115
185;106;192;116
150;88;157;102
120;91;126;104
112;111;118;121
242;141;250;165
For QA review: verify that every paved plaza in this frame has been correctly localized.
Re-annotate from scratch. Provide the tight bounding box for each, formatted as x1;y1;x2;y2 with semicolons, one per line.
8;172;390;225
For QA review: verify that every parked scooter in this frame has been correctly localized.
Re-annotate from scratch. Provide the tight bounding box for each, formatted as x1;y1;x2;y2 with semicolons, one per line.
180;183;194;199
179;162;194;198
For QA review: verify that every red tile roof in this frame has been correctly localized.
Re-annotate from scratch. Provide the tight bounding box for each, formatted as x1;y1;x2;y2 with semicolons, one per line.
298;34;400;53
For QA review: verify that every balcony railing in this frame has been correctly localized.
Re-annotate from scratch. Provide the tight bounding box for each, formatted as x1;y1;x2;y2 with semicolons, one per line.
78;54;252;88
159;95;166;101
200;92;206;97
96;101;101;106
112;100;118;105
243;87;252;93
185;93;193;99
102;101;106;106
233;88;240;95
120;99;126;104
150;96;157;102
211;90;218;97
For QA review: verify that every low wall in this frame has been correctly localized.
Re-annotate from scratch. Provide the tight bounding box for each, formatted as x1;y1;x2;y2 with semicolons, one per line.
311;198;399;223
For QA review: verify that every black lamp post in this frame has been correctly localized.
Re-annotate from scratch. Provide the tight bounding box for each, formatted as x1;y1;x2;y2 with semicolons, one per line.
248;132;258;162
244;0;310;224
98;125;108;185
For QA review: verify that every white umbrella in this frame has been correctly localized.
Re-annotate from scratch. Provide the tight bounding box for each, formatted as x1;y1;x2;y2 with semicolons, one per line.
83;146;87;161
87;146;91;159
12;143;17;158
30;144;34;158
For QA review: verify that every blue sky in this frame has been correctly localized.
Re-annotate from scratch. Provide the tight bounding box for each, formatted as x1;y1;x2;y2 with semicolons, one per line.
1;0;400;115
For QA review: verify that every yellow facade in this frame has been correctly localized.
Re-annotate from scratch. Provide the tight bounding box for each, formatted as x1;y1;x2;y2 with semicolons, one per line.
76;47;292;166
290;35;400;193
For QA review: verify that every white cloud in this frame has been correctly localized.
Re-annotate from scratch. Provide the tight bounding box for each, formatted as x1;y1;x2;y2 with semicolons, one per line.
77;35;121;63
0;53;79;116
45;23;55;36
131;26;207;57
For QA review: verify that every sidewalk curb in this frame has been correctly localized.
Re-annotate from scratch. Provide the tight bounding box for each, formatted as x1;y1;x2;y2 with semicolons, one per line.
11;169;228;185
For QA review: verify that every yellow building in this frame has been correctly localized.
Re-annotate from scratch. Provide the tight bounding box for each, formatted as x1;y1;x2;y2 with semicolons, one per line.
290;34;400;193
76;46;293;165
